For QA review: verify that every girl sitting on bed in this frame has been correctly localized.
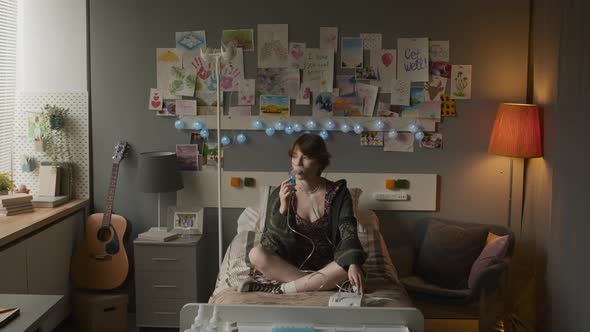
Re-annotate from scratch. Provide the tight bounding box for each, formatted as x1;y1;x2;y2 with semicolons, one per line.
241;133;367;295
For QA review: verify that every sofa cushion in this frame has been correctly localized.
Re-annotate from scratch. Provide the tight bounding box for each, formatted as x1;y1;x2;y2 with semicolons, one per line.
468;233;509;288
416;220;488;289
401;275;470;298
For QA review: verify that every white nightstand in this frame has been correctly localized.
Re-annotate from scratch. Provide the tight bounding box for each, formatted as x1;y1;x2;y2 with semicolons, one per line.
134;235;200;328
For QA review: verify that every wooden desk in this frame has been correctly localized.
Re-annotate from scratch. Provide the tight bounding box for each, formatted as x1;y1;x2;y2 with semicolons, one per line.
0;294;63;332
0;198;88;248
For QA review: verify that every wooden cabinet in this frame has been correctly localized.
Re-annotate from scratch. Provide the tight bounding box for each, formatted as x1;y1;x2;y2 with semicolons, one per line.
134;236;200;328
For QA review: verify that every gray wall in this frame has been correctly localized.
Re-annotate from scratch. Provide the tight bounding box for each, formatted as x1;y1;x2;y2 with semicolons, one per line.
89;0;530;304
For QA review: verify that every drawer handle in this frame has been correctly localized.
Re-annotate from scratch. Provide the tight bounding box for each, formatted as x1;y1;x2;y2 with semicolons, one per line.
155;311;177;315
151;258;179;262
153;285;178;288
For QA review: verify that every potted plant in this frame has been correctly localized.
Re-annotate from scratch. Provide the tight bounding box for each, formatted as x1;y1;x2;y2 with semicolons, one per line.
40;104;72;166
0;172;15;195
42;104;68;130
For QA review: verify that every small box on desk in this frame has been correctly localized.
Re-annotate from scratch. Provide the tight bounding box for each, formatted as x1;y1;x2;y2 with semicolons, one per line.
72;290;128;332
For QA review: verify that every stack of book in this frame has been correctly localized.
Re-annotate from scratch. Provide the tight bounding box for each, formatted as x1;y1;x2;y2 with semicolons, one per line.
0;194;34;216
137;230;180;242
31;195;69;208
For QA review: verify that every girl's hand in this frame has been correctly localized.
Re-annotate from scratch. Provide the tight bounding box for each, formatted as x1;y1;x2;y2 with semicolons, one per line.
348;264;364;295
279;178;296;215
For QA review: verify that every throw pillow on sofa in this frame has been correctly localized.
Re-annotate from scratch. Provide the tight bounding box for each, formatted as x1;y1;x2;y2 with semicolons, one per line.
467;233;509;289
416;220;488;289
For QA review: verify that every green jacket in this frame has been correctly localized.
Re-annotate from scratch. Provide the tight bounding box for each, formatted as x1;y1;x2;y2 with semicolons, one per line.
260;179;367;271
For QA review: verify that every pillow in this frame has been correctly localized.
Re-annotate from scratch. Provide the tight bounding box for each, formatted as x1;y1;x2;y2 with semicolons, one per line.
416;220;488;289
236;206;259;233
467;233;509;289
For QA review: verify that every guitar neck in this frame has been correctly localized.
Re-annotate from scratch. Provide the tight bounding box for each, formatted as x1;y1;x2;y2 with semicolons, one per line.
102;163;120;227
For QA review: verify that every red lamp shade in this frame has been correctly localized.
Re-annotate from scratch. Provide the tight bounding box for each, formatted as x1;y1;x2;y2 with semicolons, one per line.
488;103;543;158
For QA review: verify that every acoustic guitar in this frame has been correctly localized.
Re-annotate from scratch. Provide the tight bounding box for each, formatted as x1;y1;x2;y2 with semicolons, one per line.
71;141;130;290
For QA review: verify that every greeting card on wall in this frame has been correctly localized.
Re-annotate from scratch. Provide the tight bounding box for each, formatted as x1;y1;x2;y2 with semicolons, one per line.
222;29;255;51
176;144;199;171
429;40;449;62
424;76;448;101
296;81;315;105
420;132;443;149
341;37;363;68
257;24;289;68
440;94;456;117
361;131;384;146
313;92;333;116
238;79;255;106
220;47;244;91
320;27;338;52
376;102;401;117
156;48;182;99
303;48;334;92
430;62;452;78
257;68;300;98
158;99;177;116
360;33;382;50
397;38;429;82
175;31;206;97
355;83;379;116
390;79;410;106
260;95;290;116
229;106;252;117
289;42;306;69
148;88;162;111
371;49;397;91
332;95;363;116
451;65;472;99
335;75;356;96
384;133;414;152
176;99;197;116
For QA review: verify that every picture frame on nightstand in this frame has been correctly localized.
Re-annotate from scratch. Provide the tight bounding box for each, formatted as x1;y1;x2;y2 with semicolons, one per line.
167;206;203;235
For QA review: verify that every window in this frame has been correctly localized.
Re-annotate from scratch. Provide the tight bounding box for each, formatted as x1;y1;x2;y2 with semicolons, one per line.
0;0;17;174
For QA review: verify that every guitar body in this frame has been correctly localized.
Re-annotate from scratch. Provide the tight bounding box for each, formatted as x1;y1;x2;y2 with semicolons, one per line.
71;213;129;290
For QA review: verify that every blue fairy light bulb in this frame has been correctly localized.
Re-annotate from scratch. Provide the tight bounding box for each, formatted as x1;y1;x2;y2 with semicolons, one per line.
388;129;399;139
415;131;425;140
325;119;336;130
409;124;420;133
293;123;303;132
319;130;329;140
306;120;318;130
284;125;294;135
199;128;209;138
374;119;386;130
174;119;185;129
221;135;231;146
274;121;285;131
265;127;276;136
192;120;204;130
236;133;247;144
252;120;264;130
353;123;364;135
340;123;351;133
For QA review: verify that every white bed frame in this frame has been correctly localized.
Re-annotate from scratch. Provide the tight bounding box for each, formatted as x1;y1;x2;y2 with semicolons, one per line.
180;303;424;332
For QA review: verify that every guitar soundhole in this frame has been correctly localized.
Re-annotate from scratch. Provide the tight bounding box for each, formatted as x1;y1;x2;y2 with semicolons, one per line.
97;227;112;242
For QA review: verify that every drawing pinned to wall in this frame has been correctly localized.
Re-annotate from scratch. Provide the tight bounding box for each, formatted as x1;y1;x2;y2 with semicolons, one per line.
332;95;363;116
296;81;314;105
355;67;378;80
222;29;255;51
390;79;410;106
335;75;356;96
156;48;182;99
176;31;206;50
257;24;289;68
430;62;451;78
158;99;177;116
403;101;441;121
238;79;255;106
196;90;223;107
440;94;456;117
451;65;472;99
371;49;397;91
397;37;429;82
27;112;46;141
220;48;244;91
260;95;290;116
424;76;448;101
376;102;401;117
409;86;426;106
257;68;300;98
360;131;384;146
420;132;443;149
191;54;218;104
341;37;363;68
355;83;379;116
288;42;306;69
175;31;206;97
429;40;449;62
313;92;334;115
176;99;197;116
176;144;199;171
303;48;334;93
148;88;163;111
229;106;252;117
384;133;414;152
360;33;382;50
320;27;338;52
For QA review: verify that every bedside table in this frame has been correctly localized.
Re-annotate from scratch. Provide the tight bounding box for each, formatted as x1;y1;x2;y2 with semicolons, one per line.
134;235;200;328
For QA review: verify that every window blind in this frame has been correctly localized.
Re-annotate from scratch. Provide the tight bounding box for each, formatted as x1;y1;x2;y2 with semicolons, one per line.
0;0;17;174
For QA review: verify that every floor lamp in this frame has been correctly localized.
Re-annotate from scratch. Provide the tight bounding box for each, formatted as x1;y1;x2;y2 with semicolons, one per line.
200;42;236;266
